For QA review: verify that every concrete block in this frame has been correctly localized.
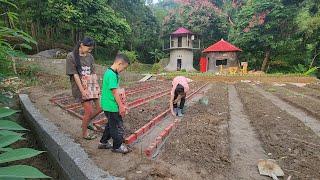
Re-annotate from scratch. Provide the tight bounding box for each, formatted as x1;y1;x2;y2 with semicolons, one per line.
19;94;117;180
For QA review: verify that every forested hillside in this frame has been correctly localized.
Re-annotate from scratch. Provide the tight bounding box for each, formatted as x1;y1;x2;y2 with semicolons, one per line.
153;0;320;73
1;0;319;73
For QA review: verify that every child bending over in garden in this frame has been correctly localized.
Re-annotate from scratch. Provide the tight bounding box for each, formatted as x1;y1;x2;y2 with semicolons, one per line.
170;76;191;117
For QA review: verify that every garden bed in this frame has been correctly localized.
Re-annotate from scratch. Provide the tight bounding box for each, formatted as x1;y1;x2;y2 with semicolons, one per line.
260;83;320;119
282;84;320;100
160;83;231;179
236;83;320;179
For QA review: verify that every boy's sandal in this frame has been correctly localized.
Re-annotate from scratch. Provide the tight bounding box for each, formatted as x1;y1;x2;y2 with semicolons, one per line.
83;133;97;140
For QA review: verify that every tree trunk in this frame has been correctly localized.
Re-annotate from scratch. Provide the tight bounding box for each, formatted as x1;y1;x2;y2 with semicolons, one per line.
261;50;270;72
72;28;75;44
31;22;36;38
310;50;320;68
11;57;17;74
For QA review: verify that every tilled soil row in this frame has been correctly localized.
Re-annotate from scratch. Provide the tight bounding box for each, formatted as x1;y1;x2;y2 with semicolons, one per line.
260;83;320;119
160;83;231;180
126;84;171;102
123;95;170;136
123;82;205;137
306;82;320;91
236;83;320;179
282;84;320;100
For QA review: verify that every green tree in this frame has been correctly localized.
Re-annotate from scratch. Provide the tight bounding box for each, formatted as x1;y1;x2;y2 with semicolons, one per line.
0;0;36;75
14;0;131;57
109;0;161;63
161;0;227;48
296;0;320;68
229;0;301;72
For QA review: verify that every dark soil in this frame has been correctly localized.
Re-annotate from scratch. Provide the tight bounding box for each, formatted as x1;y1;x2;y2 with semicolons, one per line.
160;83;231;180
236;83;320;179
260;83;320;119
126;83;171;102
123;95;170;136
124;80;168;92
123;82;205;136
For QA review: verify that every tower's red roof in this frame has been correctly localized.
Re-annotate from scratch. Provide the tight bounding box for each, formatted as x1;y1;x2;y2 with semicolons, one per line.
203;39;242;53
171;27;193;35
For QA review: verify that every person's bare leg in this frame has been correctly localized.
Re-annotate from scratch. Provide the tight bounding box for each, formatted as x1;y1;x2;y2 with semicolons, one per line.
90;99;102;120
82;101;93;137
91;99;104;131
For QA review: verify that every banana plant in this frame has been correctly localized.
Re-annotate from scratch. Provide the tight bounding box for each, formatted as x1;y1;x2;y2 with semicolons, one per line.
0;107;51;179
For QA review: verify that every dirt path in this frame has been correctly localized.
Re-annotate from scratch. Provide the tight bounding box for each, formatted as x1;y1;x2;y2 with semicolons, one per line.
236;83;320;179
228;84;267;180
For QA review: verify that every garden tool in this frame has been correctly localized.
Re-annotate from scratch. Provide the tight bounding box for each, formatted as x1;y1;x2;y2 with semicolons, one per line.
258;159;284;180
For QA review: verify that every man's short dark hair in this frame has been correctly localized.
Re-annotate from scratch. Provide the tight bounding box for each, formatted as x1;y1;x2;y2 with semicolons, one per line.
115;53;130;65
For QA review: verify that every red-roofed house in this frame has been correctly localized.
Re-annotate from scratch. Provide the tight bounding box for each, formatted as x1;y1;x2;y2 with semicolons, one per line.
200;39;242;73
164;27;200;72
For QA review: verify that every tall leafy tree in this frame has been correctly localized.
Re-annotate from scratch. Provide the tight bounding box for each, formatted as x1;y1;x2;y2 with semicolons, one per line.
108;0;161;63
161;0;226;48
14;0;131;56
296;0;320;68
229;0;302;72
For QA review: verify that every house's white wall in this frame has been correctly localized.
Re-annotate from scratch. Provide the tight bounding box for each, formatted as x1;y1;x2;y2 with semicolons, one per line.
205;52;238;72
165;49;196;72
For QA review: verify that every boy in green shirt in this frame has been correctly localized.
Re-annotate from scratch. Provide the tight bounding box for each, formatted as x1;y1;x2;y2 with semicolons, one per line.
99;54;130;154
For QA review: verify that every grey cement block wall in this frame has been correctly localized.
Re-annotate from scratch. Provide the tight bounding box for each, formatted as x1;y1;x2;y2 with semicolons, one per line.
19;94;122;180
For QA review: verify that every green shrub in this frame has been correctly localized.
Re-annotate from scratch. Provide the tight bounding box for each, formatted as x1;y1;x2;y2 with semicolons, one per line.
293;64;307;73
304;67;318;76
16;64;40;77
151;63;162;73
121;50;138;63
126;62;152;72
158;58;169;67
